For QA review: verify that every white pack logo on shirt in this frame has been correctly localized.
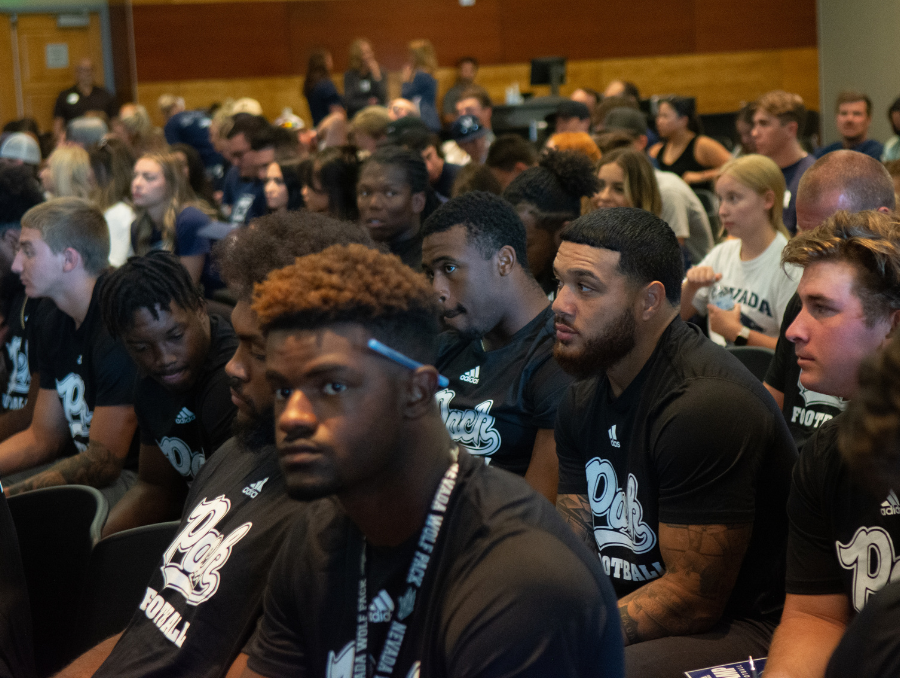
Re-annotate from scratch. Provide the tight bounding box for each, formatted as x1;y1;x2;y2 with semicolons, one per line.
326;641;419;678
435;389;501;456
585;457;657;555
837;525;900;612
4;336;30;410
161;495;252;605
159;435;206;479
56;372;93;451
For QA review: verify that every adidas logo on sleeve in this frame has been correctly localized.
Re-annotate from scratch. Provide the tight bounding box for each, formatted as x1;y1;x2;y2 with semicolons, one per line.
368;589;394;623
459;366;480;384
881;489;900;516
175;407;196;424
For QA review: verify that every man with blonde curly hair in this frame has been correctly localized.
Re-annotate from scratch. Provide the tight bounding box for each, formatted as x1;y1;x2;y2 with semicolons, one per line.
240;244;624;677
764;210;900;678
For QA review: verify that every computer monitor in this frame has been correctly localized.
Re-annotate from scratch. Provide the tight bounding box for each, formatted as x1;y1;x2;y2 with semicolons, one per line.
530;57;566;96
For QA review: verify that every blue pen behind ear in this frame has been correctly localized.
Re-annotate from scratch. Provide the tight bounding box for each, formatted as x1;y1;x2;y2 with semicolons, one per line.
367;339;450;388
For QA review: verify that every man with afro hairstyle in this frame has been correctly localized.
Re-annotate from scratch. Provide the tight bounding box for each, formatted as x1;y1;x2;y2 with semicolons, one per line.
240;243;624;677
422;191;572;502
62;211;376;678
503;150;600;297
98;250;238;536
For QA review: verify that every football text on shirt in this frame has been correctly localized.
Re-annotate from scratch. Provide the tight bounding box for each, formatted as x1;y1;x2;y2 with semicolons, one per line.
161;496;252;606
56;372;92;451
586;457;662;582
791;377;845;430
435;389;501;457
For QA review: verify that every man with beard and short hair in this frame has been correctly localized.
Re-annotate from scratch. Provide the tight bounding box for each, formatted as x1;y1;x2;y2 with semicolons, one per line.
553;207;796;678
238;243;624;677
222;114;274;225
764;150;896;448
421;192;573;502
98;251;238;536
58;211;376;678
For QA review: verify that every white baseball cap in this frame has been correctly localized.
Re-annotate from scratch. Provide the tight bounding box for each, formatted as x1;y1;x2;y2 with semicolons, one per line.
0;133;41;166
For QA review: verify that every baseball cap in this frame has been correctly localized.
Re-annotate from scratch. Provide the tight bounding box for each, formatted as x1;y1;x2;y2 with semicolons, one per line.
0;133;40;166
603;107;648;137
385;115;429;141
450;115;487;143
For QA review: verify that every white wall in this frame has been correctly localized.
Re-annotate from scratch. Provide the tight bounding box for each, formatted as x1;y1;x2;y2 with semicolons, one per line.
818;0;900;146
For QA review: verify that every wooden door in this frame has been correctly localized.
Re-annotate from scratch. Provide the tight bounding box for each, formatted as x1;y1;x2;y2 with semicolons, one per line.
12;13;105;132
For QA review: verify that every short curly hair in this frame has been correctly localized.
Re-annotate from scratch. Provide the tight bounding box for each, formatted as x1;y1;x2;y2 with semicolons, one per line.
252;244;441;362
421;191;530;273
213;210;375;300
782;210;900;326
840;339;900;492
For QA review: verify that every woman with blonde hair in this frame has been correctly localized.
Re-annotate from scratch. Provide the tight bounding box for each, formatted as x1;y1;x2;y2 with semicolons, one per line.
401;39;440;132
591;147;661;215
344;39;386;118
89;137;136;266
40;145;95;199
130;151;216;287
681;154;799;347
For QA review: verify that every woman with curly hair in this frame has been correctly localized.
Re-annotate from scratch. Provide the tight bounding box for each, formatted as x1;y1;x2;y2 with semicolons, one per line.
503;150;600;296
130;151;216;286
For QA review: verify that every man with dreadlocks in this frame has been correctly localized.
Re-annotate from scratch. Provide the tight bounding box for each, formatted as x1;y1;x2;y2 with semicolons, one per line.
421;192;573;503
0;198;139;500
60;211;377;678
238;243;623;677
99;250;237;536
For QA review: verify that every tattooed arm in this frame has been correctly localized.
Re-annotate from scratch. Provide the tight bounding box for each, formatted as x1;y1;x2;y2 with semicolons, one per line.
5;405;137;496
556;493;595;552
617;522;753;645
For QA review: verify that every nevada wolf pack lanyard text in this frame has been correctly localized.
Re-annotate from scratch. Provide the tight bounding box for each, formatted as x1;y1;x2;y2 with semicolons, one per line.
353;457;460;678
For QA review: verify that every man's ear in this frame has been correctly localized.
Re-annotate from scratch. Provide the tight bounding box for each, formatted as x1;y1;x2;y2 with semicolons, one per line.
496;244;516;276
61;247;82;273
412;191;427;215
404;366;441;418
639;281;667;320
886;308;900;341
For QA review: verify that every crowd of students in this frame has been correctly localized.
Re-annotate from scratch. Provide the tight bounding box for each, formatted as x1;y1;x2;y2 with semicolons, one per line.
0;43;899;678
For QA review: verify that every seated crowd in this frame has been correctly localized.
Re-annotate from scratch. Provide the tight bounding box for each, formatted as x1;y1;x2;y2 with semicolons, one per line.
0;43;899;678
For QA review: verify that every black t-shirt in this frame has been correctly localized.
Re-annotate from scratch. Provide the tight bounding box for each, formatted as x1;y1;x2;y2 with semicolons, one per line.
557;317;797;619
2;291;53;413
37;276;138;463
53;85;118;123
825;580;900;678
0;491;35;678
785;416;900;612
390;232;423;271
134;315;237;483
765;293;846;449
94;437;305;678
247;449;625;678
435;306;572;476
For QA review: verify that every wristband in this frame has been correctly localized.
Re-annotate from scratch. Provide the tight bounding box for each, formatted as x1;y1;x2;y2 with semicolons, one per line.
734;326;750;346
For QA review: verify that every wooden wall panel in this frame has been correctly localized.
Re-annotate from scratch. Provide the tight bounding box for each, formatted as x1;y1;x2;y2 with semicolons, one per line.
0;16;18;127
132;0;817;82
138;47;820;128
133;3;293;81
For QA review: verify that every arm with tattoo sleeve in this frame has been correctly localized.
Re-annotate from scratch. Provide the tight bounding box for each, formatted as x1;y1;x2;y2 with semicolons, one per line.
617;522;753;645
556;493;595;552
5;405;137;496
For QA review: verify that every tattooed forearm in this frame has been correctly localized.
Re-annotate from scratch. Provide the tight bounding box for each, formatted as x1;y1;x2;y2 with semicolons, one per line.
618;606;640;646
616;522;753;644
556;493;594;551
4;440;123;496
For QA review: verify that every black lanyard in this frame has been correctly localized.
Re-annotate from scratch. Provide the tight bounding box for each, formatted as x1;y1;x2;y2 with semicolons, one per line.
354;452;459;678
